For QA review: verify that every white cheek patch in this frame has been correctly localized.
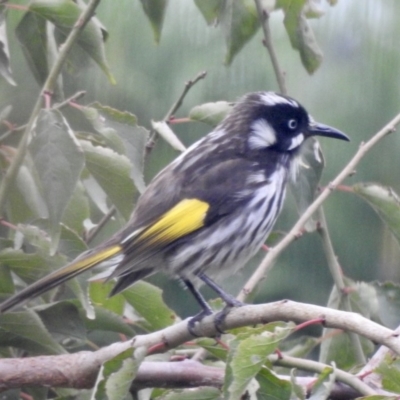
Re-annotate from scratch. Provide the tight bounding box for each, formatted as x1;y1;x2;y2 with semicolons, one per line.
249;119;277;149
288;133;304;150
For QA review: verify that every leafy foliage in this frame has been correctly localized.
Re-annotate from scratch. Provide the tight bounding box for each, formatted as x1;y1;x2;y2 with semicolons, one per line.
0;0;399;399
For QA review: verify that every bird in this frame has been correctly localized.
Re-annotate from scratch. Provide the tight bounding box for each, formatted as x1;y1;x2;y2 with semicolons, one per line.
0;91;349;323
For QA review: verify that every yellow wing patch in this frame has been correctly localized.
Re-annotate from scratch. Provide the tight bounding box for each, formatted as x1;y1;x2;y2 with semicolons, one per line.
141;198;209;244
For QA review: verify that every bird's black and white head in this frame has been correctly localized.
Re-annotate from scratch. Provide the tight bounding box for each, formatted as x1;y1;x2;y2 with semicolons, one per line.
221;92;349;153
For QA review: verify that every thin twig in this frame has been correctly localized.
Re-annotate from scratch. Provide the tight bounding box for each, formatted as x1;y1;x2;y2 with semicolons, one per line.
254;0;287;94
317;207;366;364
85;205;117;245
145;71;207;156
271;354;376;396
0;0;102;215
238;113;400;302
0;91;87;143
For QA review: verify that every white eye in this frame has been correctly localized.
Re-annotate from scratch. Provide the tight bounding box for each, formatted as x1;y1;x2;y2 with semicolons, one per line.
288;119;298;130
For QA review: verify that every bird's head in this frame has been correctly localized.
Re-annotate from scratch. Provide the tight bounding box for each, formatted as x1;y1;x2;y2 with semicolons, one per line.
222;92;349;153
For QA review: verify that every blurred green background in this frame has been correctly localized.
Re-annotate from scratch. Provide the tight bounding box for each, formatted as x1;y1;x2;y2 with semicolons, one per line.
2;0;400;317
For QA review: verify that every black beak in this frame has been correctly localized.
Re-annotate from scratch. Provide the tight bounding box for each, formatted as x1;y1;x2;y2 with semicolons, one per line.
308;122;350;142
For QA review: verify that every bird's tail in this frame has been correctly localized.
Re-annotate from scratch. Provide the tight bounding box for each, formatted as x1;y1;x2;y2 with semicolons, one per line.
0;244;122;313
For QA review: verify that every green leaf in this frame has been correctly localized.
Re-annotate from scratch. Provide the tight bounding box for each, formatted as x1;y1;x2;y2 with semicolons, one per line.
10;164;48;222
15;9;48;86
58;223;88;260
91;347;144;400
0;309;65;354
375;359;400;393
61;181;90;236
0;247;64;286
319;279;374;369
290;370;305;400
139;0;168;43
82;305;135;337
372;281;400;330
278;0;323;73
29;0;115;84
189;101;232;127
308;365;336;400
353;183;400;246
196;337;228;361
89;281;125;315
151;120;186;152
80;139;136;220
256;367;292;400
83;103;149;193
289;138;325;232
123;281;177;331
0;6;16;86
36;301;87;348
224;323;293;400
221;0;260;65
30;109;85;252
194;0;224;25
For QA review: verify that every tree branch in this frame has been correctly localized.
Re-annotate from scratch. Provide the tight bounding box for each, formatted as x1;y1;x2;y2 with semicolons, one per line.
0;301;398;391
254;0;287;94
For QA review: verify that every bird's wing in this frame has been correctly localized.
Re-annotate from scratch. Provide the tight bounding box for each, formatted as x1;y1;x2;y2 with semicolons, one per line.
110;158;256;275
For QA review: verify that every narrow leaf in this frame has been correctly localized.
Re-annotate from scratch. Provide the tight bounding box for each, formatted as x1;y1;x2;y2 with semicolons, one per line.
151;120;186;152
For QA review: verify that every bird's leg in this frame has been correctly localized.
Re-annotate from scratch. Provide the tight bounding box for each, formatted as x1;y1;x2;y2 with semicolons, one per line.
199;273;244;308
199;273;245;333
183;278;213;336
